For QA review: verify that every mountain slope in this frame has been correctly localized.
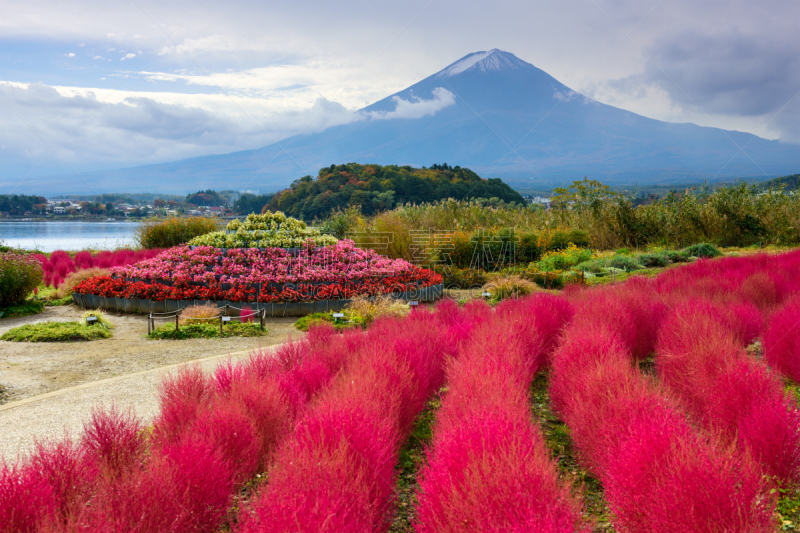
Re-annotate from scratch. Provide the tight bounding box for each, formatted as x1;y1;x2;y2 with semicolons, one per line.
18;49;800;194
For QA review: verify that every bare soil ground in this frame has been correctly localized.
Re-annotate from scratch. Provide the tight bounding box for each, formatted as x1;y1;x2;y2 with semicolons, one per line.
0;304;304;403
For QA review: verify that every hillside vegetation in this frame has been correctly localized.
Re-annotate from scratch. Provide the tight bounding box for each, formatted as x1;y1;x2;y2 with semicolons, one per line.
263;163;525;220
320;179;800;262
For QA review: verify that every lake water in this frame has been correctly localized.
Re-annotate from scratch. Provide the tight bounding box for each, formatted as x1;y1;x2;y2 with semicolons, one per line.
0;221;140;252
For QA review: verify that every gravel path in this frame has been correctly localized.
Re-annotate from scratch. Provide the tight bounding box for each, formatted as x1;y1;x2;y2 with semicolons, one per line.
0;304;302;402
0;345;279;463
0;304;302;463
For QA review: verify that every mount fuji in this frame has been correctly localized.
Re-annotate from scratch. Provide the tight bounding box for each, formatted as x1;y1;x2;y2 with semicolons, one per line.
22;49;800;194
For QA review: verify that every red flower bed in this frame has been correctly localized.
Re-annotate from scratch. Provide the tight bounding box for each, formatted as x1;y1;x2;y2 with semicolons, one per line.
71;243;441;302
73;267;441;302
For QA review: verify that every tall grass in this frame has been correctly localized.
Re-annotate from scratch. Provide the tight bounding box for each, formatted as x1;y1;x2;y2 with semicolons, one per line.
135;217;221;249
320;182;800;258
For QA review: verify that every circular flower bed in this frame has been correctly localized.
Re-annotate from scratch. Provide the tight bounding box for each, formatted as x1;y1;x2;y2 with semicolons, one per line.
73;241;441;303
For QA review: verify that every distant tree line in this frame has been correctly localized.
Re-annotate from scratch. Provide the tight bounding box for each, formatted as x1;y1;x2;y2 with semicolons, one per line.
234;193;275;215
0;195;47;215
263;163;526;220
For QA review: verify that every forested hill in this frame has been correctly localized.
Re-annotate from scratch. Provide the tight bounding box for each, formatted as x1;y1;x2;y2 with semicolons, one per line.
760;173;800;191
264;163;526;220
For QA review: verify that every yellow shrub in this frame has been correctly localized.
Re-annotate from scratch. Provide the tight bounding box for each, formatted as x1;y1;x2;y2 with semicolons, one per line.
179;303;221;325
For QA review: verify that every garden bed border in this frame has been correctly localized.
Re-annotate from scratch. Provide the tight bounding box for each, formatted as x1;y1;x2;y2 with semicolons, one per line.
72;283;443;317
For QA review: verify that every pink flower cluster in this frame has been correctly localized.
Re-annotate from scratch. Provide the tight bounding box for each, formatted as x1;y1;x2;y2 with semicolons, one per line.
33;249;164;287
111;241;413;285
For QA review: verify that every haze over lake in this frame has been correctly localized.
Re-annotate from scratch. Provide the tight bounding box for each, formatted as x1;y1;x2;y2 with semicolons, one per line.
0;221;139;252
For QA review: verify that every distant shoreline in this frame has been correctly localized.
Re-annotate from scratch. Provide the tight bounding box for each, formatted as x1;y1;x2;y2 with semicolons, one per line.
0;218;139;223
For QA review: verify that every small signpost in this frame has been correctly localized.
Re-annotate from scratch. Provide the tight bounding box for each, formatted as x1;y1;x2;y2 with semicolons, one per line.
482;291;491;299
409;301;419;309
85;316;98;324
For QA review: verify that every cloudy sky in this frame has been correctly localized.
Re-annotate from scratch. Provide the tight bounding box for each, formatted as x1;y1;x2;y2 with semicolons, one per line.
1;0;799;189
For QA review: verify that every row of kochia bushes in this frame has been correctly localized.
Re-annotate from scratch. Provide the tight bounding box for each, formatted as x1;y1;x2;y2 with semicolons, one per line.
2;249;800;531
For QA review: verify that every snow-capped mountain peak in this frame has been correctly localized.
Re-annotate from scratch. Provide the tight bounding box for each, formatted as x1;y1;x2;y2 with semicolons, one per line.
437;49;522;78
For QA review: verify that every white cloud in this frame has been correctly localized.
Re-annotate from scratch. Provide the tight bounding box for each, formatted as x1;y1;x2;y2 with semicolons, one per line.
0;80;362;180
366;87;456;120
66;52;75;57
120;53;136;61
92;55;104;60
0;0;798;180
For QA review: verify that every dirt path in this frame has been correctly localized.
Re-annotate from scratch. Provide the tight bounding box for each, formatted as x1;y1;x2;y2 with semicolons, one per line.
0;304;304;403
0;346;280;462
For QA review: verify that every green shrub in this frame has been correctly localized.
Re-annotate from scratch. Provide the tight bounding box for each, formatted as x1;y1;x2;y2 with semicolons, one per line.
434;265;488;289
135;217;221;249
0;253;43;307
44;297;73;307
664;250;689;263
574;259;607;273
294;311;365;332
683;242;721;258
449;229;542;270
535;244;592;271
1;321;112;342
0;300;44;318
609;254;642;271
482;275;540;303
525;271;565;289
548;229;590;250
81;310;114;329
637;252;670;268
148;322;268;339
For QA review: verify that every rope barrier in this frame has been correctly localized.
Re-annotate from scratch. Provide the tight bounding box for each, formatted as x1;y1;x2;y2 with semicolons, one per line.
147;307;267;335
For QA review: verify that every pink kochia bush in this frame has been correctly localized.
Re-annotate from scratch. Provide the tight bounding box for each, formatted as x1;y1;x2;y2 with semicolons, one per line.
414;294;586;533
763;301;800;382
82;326;352;532
656;301;800;486
32;248;163;288
0;326;350;533
238;301;478;533
549;288;775;532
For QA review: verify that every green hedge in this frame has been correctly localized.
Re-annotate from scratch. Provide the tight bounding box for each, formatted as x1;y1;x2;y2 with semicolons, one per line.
0;253;43;308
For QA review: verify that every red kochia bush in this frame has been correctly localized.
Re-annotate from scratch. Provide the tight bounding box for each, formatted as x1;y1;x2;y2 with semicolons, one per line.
550;298;775;531
34;248;164;288
606;407;771;533
763;301;800;382
83;438;235;533
239;308;468;533
656;304;800;485
0;461;55;533
415;296;585;533
81;406;147;479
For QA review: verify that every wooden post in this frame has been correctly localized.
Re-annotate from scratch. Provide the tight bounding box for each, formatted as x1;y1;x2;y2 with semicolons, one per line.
148;314;151;335
175;314;179;332
260;309;265;331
